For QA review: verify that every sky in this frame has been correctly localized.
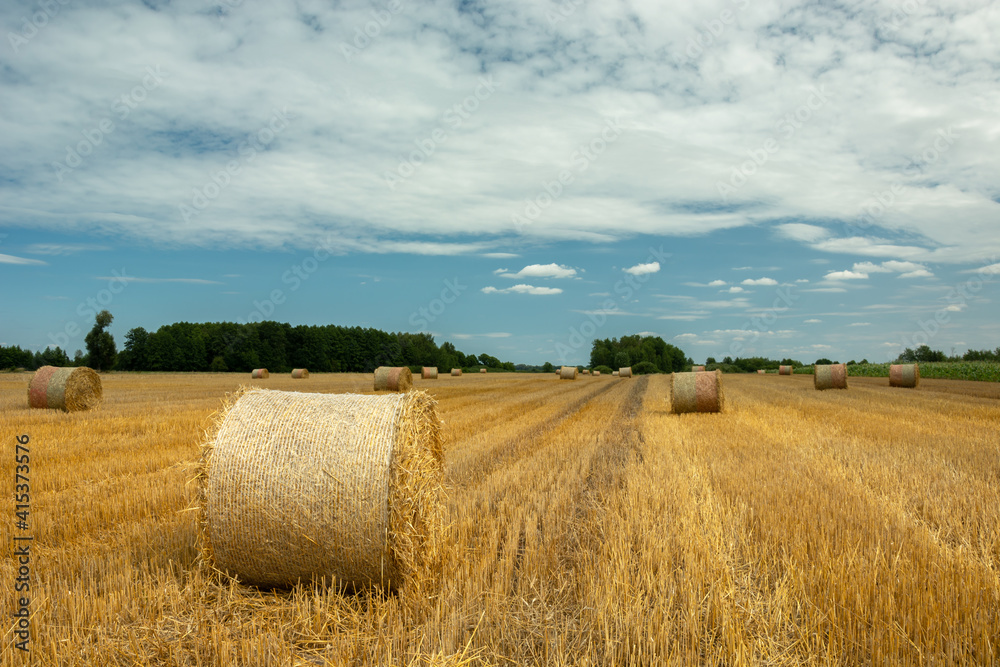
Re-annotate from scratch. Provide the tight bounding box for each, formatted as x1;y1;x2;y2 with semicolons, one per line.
1;0;998;366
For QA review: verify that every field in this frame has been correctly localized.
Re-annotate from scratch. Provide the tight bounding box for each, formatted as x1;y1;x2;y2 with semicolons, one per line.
2;371;998;665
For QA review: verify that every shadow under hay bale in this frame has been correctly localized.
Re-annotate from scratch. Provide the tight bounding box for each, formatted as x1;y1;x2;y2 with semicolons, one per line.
889;364;920;388
814;363;848;390
671;370;724;414
291;369;309;379
374;367;413;392
559;366;578;380
27;366;102;412
421;367;438;380
251;369;269;379
619;367;632;378
200;388;444;592
779;365;792;376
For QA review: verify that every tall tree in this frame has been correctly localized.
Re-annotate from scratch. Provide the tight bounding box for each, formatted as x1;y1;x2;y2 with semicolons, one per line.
84;310;117;371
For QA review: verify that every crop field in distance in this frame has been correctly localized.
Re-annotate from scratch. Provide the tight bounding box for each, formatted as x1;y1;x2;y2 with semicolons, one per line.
1;371;998;665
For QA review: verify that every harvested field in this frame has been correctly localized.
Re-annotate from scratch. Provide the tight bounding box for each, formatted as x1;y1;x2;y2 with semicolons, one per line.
1;371;997;665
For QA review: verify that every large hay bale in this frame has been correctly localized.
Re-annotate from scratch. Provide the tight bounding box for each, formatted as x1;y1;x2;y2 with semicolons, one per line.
559;366;578;380
251;369;269;379
778;365;792;376
691;365;706;372
814;363;848;390
619;367;632;378
480;368;487;374
889;363;920;388
593;371;601;377
450;369;462;377
671;370;724;414
421;367;438;380
27;366;102;412
374;367;413;392
200;388;444;591
291;369;309;379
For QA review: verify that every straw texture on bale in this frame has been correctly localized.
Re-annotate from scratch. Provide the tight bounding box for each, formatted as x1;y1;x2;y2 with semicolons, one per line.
889;363;920;388
421;367;438;380
612;371;619;376
779;365;792;376
480;368;488;374
374;367;413;392
291;369;309;379
814;363;848;390
450;369;462;377
671;370;724;414
251;369;269;379
619;367;633;378
200;388;444;591
27;366;102;412
592;371;601;376
692;365;706;372
559;366;578;380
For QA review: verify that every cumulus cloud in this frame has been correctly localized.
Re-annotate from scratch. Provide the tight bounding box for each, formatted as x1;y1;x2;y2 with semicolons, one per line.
741;277;778;286
623;262;661;276
848;322;871;327
482;284;563;295
708;279;727;287
0;253;46;266
804;319;822;323
727;286;746;293
498;263;578;279
824;270;869;281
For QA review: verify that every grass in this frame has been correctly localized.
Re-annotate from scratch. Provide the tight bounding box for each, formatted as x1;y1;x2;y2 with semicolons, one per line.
1;371;998;665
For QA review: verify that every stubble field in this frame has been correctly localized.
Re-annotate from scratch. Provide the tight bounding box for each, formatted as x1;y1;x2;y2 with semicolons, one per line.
1;371;998;665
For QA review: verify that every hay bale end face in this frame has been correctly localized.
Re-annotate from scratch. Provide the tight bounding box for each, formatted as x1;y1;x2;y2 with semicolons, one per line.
27;366;102;412
619;367;632;378
671;370;724;414
889;363;920;388
814;363;848;390
291;369;309;379
691;365;706;372
593;371;601;377
200;388;444;591
559;366;578;380
421;367;438;380
251;369;269;379
450;368;462;377
779;365;792;376
480;368;487;374
374;367;413;392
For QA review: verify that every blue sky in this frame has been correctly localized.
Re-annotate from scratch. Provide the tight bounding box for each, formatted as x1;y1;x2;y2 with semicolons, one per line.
1;0;998;366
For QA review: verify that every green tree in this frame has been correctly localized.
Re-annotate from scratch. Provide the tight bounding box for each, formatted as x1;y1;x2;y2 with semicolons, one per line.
542;361;554;373
84;311;117;371
117;327;149;370
614;351;630;368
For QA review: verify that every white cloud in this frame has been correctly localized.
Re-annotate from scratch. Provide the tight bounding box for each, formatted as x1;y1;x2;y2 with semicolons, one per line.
492;268;509;275
727;286;746;293
899;269;934;279
803;287;848;293
624;262;661;276
848;322;871;327
776;224;831;244
852;262;892;274
824;270;869;281
944;304;966;312
482;253;520;259
25;243;110;255
482;284;563;295
0;253;46;266
450;332;512;339
741;277;777;286
674;333;699;341
499;263;578;280
804;319;822;323
708;279;727;287
95;276;221;284
795;279;810;283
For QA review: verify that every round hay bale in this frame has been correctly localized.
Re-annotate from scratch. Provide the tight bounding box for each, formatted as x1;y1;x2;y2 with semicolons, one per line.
559;366;578;380
889;363;920;388
251;369;269;379
27;366;102;412
778;365;792;376
814;363;848;390
582;369;590;375
612;371;619;376
619;367;632;378
450;368;462;377
480;368;487;374
421;367;438;380
374;367;413;392
691;365;706;372
593;371;601;377
200;388;444;591
757;369;766;375
291;369;309;379
671;370;724;414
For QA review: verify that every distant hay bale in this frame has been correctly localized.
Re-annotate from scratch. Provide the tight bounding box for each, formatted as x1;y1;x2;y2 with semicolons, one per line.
480;368;487;374
757;369;766;375
692;365;706;372
559;366;578;380
27;366;102;412
421;367;438;380
671;370;724;414
374;367;413;392
889;364;920;388
582;369;590;375
779;365;792;376
200;388;444;591
593;371;601;377
291;369;309;379
814;363;848;390
612;371;619;376
450;369;462;377
251;369;269;379
619;367;632;378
